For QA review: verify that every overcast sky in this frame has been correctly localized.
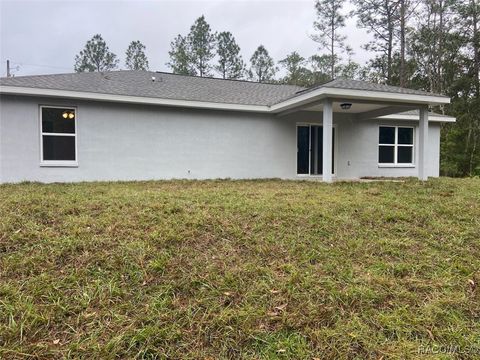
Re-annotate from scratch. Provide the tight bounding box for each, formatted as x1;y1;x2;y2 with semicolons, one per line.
0;0;373;78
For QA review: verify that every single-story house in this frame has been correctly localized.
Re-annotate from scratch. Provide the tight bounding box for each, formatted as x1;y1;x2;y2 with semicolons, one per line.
0;71;455;183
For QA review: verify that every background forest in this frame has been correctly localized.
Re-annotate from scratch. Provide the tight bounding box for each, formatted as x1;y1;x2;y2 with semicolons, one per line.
71;0;479;177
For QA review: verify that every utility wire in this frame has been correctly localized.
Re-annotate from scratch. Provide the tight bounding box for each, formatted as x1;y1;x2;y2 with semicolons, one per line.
1;60;72;74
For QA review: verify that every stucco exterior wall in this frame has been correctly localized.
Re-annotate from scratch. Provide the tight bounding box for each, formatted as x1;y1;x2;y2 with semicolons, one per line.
0;95;441;183
335;118;440;179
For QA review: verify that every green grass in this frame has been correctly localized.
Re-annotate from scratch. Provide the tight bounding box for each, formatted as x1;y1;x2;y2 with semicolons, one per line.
0;178;479;359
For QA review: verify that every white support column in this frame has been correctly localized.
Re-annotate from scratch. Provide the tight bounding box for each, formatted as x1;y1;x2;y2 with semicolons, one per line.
418;106;429;181
322;98;333;183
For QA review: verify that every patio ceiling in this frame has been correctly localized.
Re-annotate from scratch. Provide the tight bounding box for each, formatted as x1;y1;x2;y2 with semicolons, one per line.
270;84;450;116
305;102;390;114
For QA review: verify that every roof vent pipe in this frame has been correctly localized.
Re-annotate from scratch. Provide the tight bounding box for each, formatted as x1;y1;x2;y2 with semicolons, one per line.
151;76;156;82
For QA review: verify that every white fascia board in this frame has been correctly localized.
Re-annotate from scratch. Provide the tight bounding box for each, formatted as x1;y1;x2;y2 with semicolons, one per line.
1;85;451;114
270;87;451;113
0;86;270;113
378;113;456;123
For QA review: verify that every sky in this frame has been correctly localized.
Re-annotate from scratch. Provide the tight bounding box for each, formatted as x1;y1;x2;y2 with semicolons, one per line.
0;0;373;78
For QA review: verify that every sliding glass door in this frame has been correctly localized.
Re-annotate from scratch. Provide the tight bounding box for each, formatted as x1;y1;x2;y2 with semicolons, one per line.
297;125;335;175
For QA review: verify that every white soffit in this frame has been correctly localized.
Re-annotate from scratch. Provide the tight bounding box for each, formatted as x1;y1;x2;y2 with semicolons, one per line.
378;113;456;123
269;87;450;113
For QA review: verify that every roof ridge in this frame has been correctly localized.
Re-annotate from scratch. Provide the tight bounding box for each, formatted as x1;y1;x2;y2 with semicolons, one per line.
0;69;156;80
154;71;303;87
1;70;304;89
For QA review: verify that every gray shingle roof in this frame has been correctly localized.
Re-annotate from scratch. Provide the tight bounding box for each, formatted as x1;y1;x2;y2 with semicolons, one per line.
291;78;448;99
0;71;448;106
0;71;303;106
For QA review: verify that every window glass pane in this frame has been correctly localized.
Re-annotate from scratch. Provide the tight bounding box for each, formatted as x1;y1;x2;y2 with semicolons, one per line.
42;107;75;134
379;145;394;163
398;127;413;144
379;126;395;144
397;146;413;163
43;135;76;161
297;126;309;174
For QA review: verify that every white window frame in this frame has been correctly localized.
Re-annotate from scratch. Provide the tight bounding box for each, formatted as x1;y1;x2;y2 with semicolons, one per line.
296;123;337;177
39;105;78;167
378;125;415;167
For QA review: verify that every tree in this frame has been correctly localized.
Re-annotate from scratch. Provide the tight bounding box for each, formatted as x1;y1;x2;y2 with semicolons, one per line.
74;34;119;72
408;0;480;176
167;35;195;75
279;52;312;86
410;0;457;94
450;0;480;175
125;41;149;71
309;54;335;84
399;0;407;86
338;60;362;79
351;0;401;84
215;31;244;79
188;15;216;77
396;0;418;87
312;0;350;79
249;45;277;82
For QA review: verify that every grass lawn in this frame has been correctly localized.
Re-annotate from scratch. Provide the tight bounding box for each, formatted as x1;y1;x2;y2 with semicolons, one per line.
0;178;479;359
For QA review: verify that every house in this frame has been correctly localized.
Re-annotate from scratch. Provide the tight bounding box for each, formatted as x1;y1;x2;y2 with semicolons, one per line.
0;71;455;183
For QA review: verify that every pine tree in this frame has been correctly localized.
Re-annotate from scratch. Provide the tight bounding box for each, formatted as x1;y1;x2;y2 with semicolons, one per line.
215;31;244;79
410;0;457;94
249;45;276;82
309;54;335;84
74;34;119;72
167;35;194;75
188;15;216;77
312;0;350;80
125;41;149;71
278;52;311;86
351;0;401;83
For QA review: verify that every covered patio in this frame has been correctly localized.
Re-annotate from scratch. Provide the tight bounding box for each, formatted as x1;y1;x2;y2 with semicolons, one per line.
271;79;453;182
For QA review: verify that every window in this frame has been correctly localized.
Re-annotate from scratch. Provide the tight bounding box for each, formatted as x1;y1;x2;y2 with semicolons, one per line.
378;126;414;165
40;106;77;165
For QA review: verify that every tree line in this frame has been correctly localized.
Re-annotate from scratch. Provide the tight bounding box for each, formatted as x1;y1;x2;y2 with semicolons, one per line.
73;0;479;177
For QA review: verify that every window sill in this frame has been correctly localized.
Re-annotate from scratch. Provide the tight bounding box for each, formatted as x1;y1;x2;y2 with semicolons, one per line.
296;174;336;177
40;161;78;168
378;164;415;168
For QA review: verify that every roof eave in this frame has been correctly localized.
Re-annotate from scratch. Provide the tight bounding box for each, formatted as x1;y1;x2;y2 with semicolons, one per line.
0;84;451;114
0;85;270;113
269;86;451;113
378;113;456;123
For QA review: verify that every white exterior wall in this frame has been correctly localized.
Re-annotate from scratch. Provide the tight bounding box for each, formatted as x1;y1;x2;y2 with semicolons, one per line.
335;118;440;179
0;95;441;183
281;111;441;180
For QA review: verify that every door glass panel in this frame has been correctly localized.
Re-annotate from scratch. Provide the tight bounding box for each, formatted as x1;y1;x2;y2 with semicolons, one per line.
297;125;335;175
297;126;310;174
311;126;322;175
332;128;335;174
